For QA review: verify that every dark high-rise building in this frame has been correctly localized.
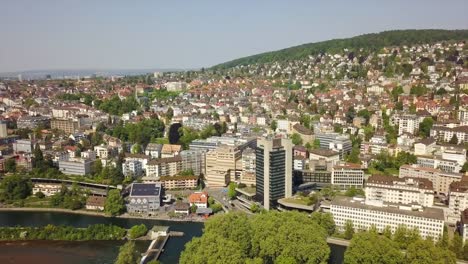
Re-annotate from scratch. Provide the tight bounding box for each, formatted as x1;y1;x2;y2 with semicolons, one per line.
255;137;293;210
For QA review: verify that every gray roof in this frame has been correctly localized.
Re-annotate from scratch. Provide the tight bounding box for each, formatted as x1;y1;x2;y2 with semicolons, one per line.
196;207;213;214
130;183;161;197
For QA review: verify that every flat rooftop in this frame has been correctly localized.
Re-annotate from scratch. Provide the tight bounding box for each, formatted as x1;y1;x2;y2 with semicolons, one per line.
331;196;444;221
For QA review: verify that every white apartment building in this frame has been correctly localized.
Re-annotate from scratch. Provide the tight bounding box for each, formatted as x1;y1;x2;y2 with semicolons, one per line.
414;138;436;156
448;178;468;220
32;183;62;197
430;126;468;144
417;156;461;173
124;153;151;171
59;158;94;175
399;165;463;195
145;156;182;179
395;114;420;135
331;163;364;189
461;209;468;243
331;197;444;240
365;175;434;207
122;160;143;178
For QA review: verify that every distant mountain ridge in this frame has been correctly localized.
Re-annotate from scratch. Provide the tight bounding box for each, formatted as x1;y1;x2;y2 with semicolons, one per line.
211;29;468;69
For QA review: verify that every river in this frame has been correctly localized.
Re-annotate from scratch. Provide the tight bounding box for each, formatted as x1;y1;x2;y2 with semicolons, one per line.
0;211;345;263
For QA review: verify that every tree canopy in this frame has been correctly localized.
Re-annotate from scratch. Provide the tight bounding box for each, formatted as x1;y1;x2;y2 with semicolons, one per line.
180;211;330;264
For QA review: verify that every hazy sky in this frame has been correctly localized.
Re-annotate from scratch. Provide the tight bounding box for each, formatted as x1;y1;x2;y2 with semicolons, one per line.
1;0;467;72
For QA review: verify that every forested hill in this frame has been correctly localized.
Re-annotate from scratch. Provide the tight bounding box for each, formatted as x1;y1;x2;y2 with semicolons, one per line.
211;29;468;69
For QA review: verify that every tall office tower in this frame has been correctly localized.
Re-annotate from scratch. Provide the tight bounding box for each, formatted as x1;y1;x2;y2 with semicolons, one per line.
255;137;293;210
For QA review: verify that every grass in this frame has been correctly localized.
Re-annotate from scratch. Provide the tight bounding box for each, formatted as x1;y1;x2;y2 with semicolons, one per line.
237;186;256;195
22;196;53;208
282;196;314;206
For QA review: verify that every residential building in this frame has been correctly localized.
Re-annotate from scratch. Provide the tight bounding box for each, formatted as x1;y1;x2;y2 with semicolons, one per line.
449;177;468;220
122;160;143;178
399;165;463;194
158;175;198;190
394;114;419;135
414;138;436;156
461;209;468;243
331;163;364;189
180;149;205;176
17;116;50;129
145;156;182;179
0;122;7;138
365;175;434;207
59;158;94;175
331;196;444;240
430;126;468;144
240;147;256;186
161;144;182;158
188;191;208;208
255;137;293;210
126;183;162;215
50;118;80;134
145;143;163;158
124;153;151;171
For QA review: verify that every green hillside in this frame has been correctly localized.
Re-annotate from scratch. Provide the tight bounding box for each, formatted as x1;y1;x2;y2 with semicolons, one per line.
212;29;468;69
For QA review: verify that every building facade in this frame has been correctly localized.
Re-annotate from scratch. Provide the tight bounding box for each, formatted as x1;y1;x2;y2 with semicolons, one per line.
255;137;293;210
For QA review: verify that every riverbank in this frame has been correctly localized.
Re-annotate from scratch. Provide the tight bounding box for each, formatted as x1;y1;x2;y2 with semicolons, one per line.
0;207;207;223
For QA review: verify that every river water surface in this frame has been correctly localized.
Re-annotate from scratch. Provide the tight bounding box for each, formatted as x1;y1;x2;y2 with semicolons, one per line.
0;211;345;263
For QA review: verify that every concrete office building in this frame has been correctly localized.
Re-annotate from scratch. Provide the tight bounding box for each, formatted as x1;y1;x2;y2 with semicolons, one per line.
145;156;182;179
315;133;352;160
122;160;143;178
59;159;94;175
13;139;34;154
331;197;444;240
255;137;293;210
17;116;50;129
205;146;242;187
126;183;162;215
366;175;434;207
331;163;364;189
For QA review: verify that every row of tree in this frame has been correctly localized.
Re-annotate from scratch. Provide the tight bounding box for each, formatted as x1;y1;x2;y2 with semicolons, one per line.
0;224;126;241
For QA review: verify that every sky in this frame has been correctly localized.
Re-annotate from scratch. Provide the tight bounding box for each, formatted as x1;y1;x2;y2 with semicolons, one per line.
0;0;467;72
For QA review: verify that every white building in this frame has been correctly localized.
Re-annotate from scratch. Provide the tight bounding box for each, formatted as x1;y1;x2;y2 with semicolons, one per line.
32;183;62;197
331;196;444;240
122;160;143;178
448;178;468;221
395;114;419;135
399;165;463;195
414;138;436;156
331;163;364;189
365;175;434;207
430;126;468;144
461;209;468;243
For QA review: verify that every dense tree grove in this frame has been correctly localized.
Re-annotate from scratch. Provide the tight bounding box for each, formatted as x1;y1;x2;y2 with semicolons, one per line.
344;232;404;264
95;95;139;116
49;184;86;210
109;118;165;146
213;30;468;69
128;224;148;239
115;241;141;264
180;211;331;264
0;175;32;202
104;189;125;216
0;224;126;241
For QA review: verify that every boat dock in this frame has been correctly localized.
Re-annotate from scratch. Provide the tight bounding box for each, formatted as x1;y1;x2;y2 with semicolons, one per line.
140;226;184;264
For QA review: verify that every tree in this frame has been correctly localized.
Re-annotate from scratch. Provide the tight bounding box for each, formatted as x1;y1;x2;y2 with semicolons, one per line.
345;232;403;264
449;233;463;258
270;120;277;131
346;147;361;164
104;189;125;216
290;133;303;145
419;117;434;137
33;143;44;168
382;225;392;239
128;224;148;239
93;159;103;176
227;182;237;200
393;225;408;249
115;241;140;264
310;212;335;236
0;175;32;201
463;242;468;260
313;139;321;149
180;211;330;264
436;225;449;249
344;220;355;240
407;238;456;264
166;107;174;121
131;143;142;154
4;158;16;173
449;134;459;145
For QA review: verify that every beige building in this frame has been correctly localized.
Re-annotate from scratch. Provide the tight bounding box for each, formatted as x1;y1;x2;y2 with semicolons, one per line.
399;165;463;194
366;175;434;207
157;175;198;190
51;119;80;134
449;177;468;221
205;145;242;187
145;156;182;179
